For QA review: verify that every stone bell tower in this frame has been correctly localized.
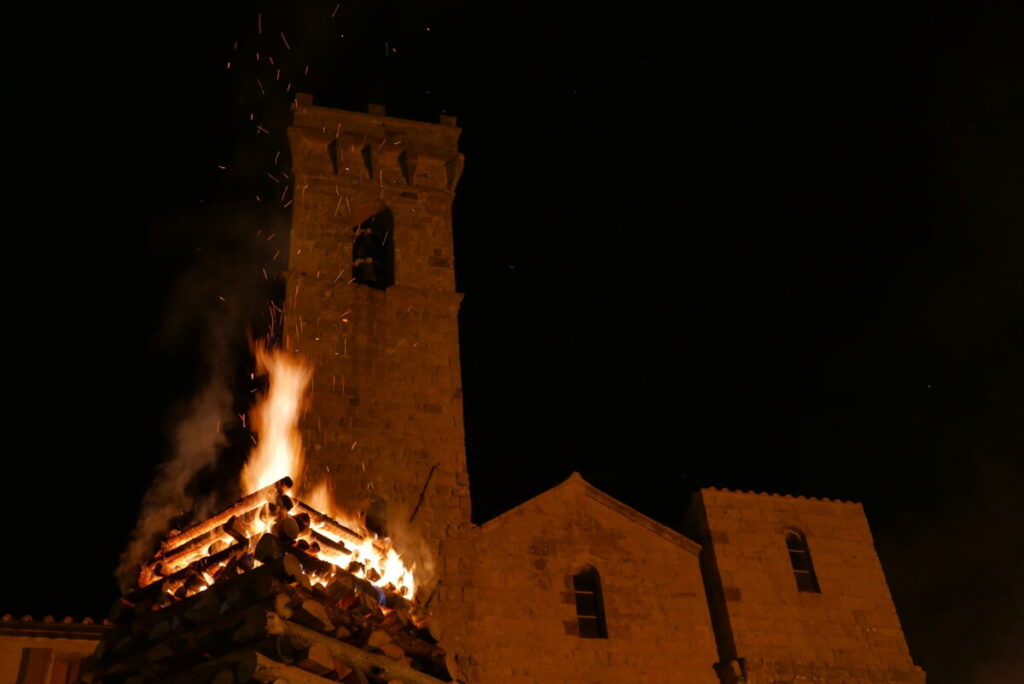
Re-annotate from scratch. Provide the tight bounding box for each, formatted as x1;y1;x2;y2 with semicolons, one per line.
283;95;470;575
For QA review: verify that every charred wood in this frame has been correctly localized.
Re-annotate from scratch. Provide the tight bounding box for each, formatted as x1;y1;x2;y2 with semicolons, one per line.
160;478;292;554
265;614;448;684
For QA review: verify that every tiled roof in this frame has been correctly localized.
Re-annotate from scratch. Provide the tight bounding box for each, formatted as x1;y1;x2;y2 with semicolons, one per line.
0;613;112;639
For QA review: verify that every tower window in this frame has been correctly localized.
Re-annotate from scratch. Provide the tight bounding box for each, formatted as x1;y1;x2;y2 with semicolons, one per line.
785;529;821;593
352;209;394;290
572;566;608;638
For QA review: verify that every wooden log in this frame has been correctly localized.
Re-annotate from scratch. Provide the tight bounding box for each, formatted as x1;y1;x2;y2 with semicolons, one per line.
130;542;247;603
292;600;334;632
177;574;278;633
233;609;275;644
273;634;296;664
325;573;357;602
156;650;335;684
272;516;300;542
344;669;370;684
124;557;291;636
294;643;334;676
264;614;448;684
274;593;294;620
283;553;311;589
91;602;277;677
255;533;284;562
183;591;223;624
378;643;405;660
237;651;337;684
303;529;351;558
387;631;444;662
211;669;235;684
160;477;293;554
139;564;163;589
224;515;252;544
151;506;264;579
333;660;353;679
293;503;364;546
289;550;336;581
366;630;391;648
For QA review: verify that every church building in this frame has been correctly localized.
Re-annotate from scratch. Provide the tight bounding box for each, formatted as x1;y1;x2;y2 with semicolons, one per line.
0;96;927;684
280;95;927;684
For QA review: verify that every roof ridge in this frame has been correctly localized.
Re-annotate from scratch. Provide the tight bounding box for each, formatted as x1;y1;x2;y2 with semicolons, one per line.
479;472;702;556
572;476;702;556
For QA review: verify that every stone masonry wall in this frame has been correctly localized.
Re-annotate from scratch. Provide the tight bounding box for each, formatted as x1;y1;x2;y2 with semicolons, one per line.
685;489;926;683
438;475;720;684
284;96;471;583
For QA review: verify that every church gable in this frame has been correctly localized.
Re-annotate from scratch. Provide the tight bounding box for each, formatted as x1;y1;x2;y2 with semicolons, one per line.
477;472;702;557
440;473;719;683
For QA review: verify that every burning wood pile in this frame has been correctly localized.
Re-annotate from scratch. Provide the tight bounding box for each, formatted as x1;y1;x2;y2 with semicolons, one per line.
83;476;451;684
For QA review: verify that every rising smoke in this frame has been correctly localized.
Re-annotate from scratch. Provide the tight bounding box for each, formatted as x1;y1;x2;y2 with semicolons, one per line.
115;378;229;592
116;206;284;593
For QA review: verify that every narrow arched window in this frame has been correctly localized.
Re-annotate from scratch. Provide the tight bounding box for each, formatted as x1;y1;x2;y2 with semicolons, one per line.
785;530;821;593
352;209;394;290
572;566;608;638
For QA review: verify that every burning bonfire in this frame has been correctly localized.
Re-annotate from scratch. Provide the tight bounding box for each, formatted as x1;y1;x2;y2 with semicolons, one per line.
84;345;452;684
138;346;416;603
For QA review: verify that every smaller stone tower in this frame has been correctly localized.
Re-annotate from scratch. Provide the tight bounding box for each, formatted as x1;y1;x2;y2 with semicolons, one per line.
685;488;926;683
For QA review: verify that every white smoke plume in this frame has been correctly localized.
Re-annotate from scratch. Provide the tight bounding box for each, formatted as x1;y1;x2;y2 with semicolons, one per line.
116;206;280;593
115;378;230;592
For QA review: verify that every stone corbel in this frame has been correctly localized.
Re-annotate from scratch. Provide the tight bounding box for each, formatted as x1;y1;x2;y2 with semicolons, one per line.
444;155;464;190
399;150;418;185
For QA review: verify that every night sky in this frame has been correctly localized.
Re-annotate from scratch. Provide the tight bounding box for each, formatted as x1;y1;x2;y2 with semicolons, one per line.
6;2;1021;682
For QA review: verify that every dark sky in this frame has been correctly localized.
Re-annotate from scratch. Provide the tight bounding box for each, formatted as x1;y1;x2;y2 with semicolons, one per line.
5;2;1021;682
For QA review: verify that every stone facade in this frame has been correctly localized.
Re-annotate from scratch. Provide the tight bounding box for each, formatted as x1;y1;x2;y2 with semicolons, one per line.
684;489;926;683
439;474;720;683
285;97;926;683
284;94;471;580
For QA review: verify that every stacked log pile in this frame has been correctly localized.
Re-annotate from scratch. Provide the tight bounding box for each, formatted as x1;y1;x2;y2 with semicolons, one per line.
82;479;451;684
84;555;450;684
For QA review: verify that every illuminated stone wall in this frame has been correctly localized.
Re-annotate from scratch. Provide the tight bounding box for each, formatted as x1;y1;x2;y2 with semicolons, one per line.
685;488;926;683
438;474;720;684
285;96;471;579
285;99;926;683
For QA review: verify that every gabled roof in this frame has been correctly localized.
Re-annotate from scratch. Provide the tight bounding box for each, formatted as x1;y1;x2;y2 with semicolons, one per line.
479;472;702;556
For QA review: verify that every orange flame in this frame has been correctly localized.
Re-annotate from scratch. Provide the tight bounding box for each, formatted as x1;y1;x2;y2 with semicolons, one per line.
307;480;417;597
241;345;312;494
238;343;417;599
